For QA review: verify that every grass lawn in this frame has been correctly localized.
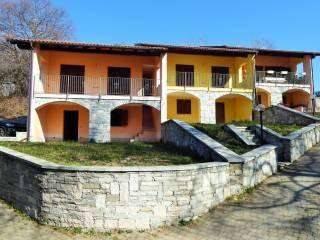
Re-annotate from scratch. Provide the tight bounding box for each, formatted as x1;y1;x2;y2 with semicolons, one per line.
192;123;256;155
0;141;202;167
233;121;302;136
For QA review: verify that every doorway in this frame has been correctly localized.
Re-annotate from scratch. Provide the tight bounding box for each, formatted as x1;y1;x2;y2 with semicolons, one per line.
63;111;79;141
215;102;225;124
142;105;154;129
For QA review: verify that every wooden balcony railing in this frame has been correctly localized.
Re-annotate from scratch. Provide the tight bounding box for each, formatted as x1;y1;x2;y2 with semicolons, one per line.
35;75;160;97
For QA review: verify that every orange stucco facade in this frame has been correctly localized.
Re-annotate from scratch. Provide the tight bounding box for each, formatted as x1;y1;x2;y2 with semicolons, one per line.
37;51;161;95
110;104;161;141
36;102;89;141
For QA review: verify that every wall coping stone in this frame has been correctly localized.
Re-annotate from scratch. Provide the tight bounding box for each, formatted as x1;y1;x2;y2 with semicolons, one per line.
170;119;244;163
0;146;229;173
274;104;320;122
241;144;278;163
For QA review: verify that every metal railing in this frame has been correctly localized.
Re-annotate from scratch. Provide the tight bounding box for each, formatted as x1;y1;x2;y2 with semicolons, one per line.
256;71;309;85
212;73;230;88
35;75;160;97
176;72;195;87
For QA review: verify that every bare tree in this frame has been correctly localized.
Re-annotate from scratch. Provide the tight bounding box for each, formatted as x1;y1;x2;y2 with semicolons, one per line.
0;0;73;96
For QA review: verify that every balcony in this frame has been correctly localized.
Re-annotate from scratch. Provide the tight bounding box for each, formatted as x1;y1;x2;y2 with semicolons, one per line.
175;72;234;88
256;71;309;85
34;75;160;97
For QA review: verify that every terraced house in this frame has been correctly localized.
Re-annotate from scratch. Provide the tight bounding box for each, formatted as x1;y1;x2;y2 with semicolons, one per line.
8;38;319;143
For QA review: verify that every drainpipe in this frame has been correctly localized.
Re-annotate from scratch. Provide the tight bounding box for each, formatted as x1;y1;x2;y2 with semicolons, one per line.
26;44;35;141
311;57;315;115
251;53;257;120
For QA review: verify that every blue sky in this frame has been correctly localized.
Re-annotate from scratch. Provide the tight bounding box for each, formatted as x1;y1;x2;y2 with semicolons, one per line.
53;0;320;90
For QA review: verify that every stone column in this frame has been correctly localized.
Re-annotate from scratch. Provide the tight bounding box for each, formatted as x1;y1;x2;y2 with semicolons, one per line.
89;103;110;143
200;93;216;124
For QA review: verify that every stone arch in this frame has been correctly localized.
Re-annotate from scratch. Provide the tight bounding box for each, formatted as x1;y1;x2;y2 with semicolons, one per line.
167;91;201;123
215;94;252;123
256;88;271;107
110;103;161;142
282;88;310;111
35;101;89;142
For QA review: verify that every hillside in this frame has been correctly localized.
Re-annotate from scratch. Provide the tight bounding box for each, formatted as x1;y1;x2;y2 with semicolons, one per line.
0;96;28;119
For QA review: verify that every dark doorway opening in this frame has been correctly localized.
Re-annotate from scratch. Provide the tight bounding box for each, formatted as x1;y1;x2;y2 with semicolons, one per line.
63;111;79;141
60;65;85;94
215;102;225;124
142;105;154;129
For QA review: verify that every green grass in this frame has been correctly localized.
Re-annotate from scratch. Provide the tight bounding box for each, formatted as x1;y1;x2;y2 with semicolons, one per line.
192;123;255;155
233;120;302;136
0;141;202;166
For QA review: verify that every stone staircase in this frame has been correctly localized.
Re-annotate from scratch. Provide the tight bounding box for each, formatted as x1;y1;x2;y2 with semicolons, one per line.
225;125;261;146
234;126;261;146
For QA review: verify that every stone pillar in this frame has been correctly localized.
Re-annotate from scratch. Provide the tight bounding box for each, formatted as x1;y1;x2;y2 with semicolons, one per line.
89;103;110;143
303;55;313;109
200;94;216;124
160;53;168;123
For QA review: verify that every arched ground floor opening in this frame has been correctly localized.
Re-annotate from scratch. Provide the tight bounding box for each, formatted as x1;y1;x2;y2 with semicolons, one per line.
110;103;160;142
167;92;200;123
36;101;89;142
256;88;271;107
215;94;252;124
282;89;310;111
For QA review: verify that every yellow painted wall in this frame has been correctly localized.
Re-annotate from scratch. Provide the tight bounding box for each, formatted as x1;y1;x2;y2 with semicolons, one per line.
36;103;89;141
167;53;254;89
38;50;160;94
167;93;200;123
216;95;252;123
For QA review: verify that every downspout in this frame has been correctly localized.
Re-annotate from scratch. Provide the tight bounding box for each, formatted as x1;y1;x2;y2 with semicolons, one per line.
311;57;315;115
27;44;34;141
251;53;257;120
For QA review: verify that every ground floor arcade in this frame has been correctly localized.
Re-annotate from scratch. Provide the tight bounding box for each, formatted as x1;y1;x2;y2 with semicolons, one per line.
166;90;253;124
29;98;161;143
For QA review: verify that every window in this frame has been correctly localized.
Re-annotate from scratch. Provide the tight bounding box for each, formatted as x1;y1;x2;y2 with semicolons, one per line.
111;109;128;126
60;65;85;94
176;65;194;86
108;67;131;95
212;66;229;87
177;99;191;114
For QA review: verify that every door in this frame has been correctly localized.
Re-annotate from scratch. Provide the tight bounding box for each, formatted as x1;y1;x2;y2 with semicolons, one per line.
142;68;155;96
63;111;79;141
108;67;131;95
60;65;85;94
215;102;225;124
142;105;154;129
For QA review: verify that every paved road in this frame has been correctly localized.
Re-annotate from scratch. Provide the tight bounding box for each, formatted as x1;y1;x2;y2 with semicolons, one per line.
1;146;320;240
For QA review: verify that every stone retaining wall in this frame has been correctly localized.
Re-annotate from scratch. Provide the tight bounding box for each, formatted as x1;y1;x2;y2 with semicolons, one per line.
0;141;278;231
0;147;230;231
254;105;320;126
253;123;320;162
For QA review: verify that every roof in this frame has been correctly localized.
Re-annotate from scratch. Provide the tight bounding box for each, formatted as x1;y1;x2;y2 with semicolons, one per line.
8;38;167;56
135;43;257;57
201;45;320;58
8;38;320;58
